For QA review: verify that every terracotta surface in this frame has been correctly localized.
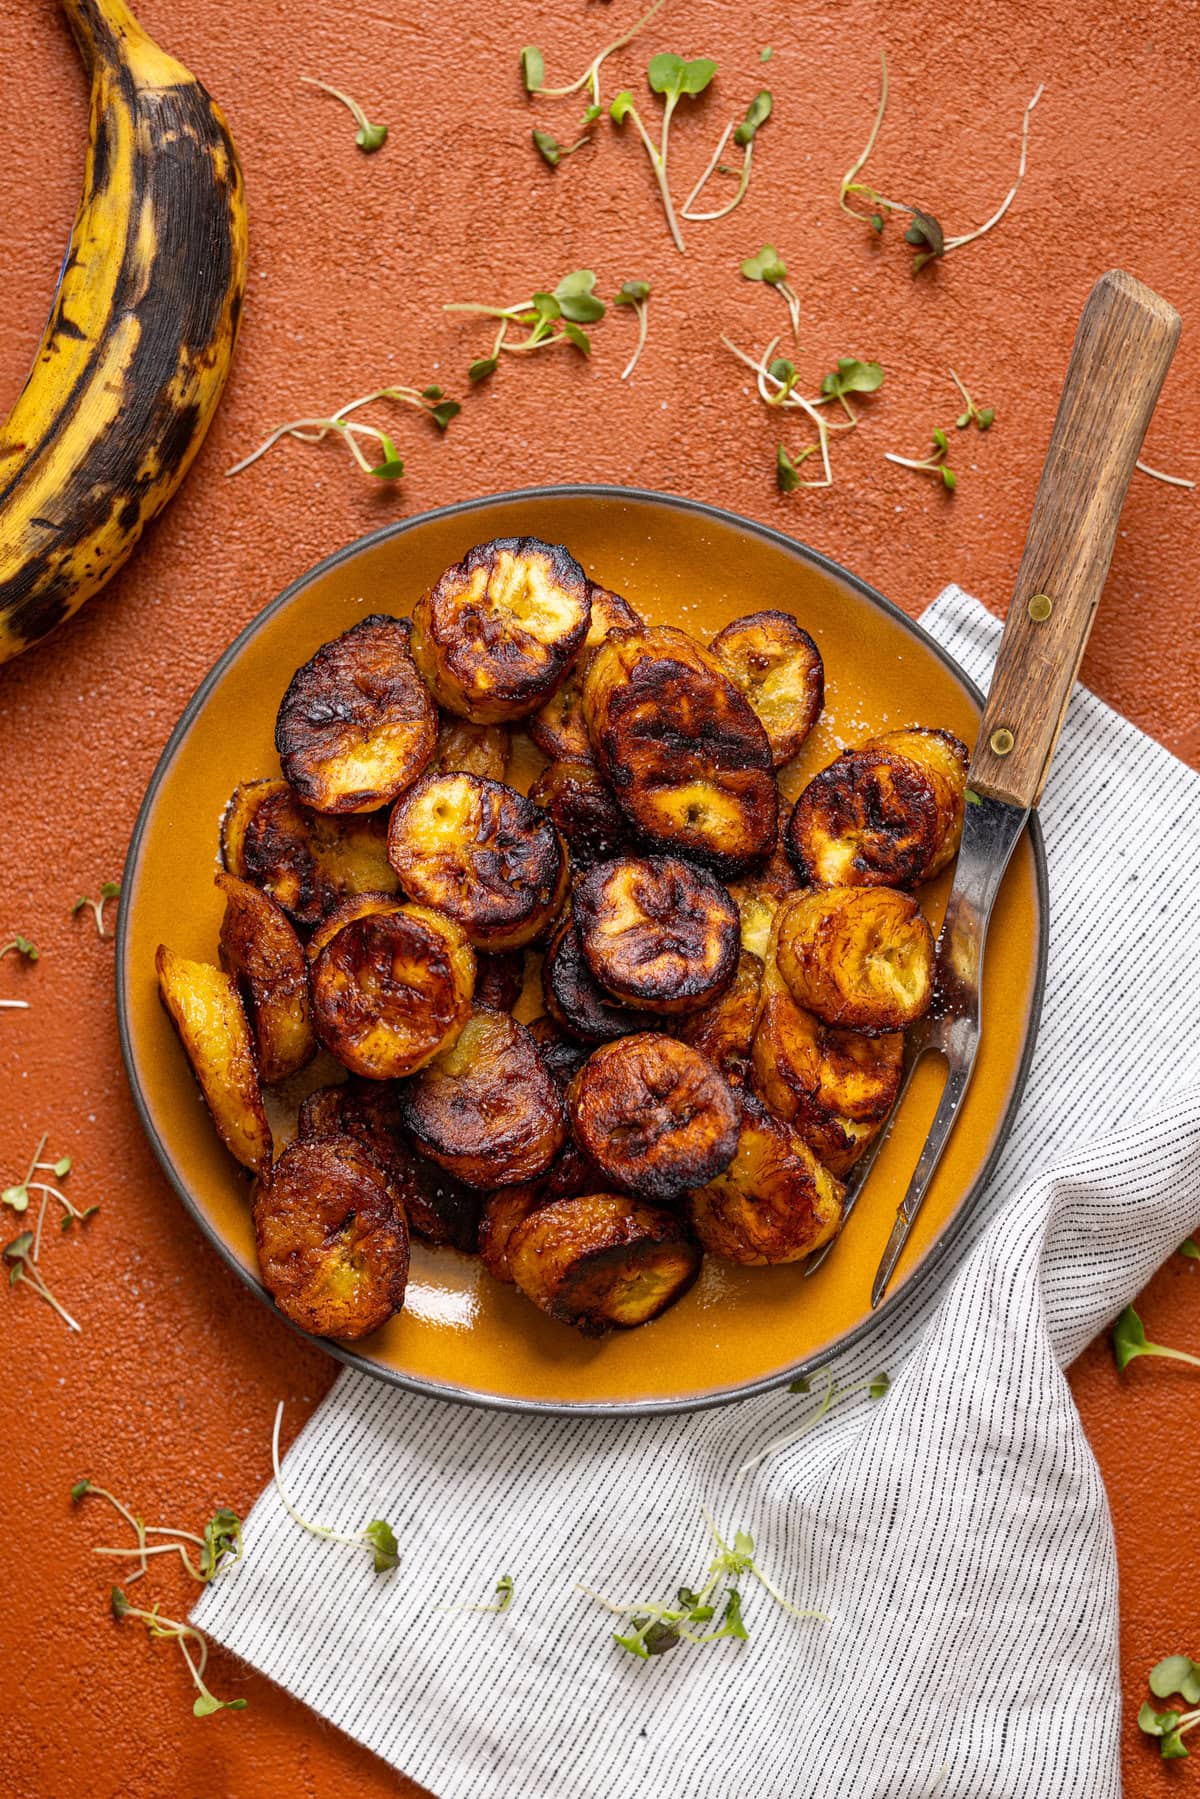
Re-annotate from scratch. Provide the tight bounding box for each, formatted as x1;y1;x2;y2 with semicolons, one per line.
0;0;1196;1792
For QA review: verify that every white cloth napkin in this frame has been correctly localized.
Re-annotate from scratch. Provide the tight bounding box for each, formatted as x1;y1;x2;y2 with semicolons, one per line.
195;588;1200;1799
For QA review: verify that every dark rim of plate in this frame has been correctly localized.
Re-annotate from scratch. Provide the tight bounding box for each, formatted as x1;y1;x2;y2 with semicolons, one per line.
116;483;1049;1418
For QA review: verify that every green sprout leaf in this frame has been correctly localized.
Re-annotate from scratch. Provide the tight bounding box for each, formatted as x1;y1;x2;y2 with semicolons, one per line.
364;1519;400;1572
0;933;39;963
940;466;957;491
788;1374;812;1395
532;128;563;166
1150;1657;1200;1704
553;270;606;323
718;1587;748;1640
610;89;635;124
70;1477;92;1502
355;121;387;153
647;52;717;99
367;434;404;480
493;1573;514;1611
562;322;591;355
965;788;982;806
200;1509;244;1581
734;90;773;147
194;1693;248;1717
869;1372;891;1399
741;243;787;285
468;357;499;384
1113;1304;1200;1373
821;358;884;398
2;1184;28;1214
428;401;460;432
615;279;651;305
111;1585;131;1620
760;46;773;62
904;208;945;271
521;46;545;92
1182;1238;1200;1260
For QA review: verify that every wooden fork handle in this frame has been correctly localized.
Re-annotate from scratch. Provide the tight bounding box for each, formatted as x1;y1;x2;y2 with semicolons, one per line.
969;269;1181;810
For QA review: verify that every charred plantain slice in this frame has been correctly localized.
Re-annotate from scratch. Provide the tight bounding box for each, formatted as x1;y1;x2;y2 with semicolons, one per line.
867;726;968;877
567;1033;739;1201
527;1013;592;1090
399;1010;566;1189
430;716;512;783
774;886;934;1033
156;946;273;1173
542;913;651;1043
689;1094;844;1264
297;1079;482;1251
677;950;763;1082
709;610;825;768
309;895;475;1080
509;1193;701;1334
528;583;642;762
478;1184;550;1284
388;772;568;951
216;873;315;1085
574;855;740;1015
528;759;633;867
582;624;777;876
785;745;940;890
222;778;399;926
475;949;527;1013
252;1134;409;1340
410;537;591;722
275;614;438;814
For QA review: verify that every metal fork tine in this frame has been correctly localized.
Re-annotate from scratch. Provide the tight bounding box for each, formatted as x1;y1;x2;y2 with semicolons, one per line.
868;1052;977;1308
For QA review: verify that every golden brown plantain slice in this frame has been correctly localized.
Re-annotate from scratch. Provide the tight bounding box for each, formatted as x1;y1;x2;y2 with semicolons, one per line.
388;772;568;951
430;716;511;783
677;950;763;1082
274;615;438;814
867;726;969;877
527;583;642;761
582;624;778;876
297;1079;482;1251
410;537;591;722
751;983;900;1175
689;1095;844;1264
252;1134;409;1339
528;759;633;867
216;873;315;1085
785;745;940;890
399;1010;565;1188
774;886;934;1033
156;946;273;1174
541;914;651;1043
509;1193;701;1334
222;778;399;926
567;1033;740;1201
573;855;740;1015
478;1184;550;1284
709;610;825;768
309;895;475;1080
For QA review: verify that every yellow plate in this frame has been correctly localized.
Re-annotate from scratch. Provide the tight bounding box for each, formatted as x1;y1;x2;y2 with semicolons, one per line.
117;487;1046;1414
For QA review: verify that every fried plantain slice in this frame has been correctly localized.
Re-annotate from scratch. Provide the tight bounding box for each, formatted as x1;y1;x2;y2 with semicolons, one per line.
677;950;763;1082
478;1184;551;1284
573;856;740;1015
274;615;438;814
309;895;475;1080
582;624;778;876
474;949;526;1013
410;537;591;722
156;946;273;1174
388;772;568;951
774;885;934;1033
253;1134;409;1339
215;874;315;1085
508;1193;701;1333
689;1095;844;1264
528;759;633;867
785;745;940;890
527;1014;592;1090
430;716;512;783
399;1010;565;1188
527;583;642;762
297;1079;482;1251
222;778;399;927
867;726;969;877
709;610;825;768
567;1033;739;1201
541;913;650;1043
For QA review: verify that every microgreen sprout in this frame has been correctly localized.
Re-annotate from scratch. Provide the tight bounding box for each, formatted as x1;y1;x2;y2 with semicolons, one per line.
3;1133;96;1331
73;1478;243;1585
950;369;995;431
840;50;1043;271
228;384;456;481
0;933;38;963
578;1509;826;1660
739;244;801;339
72;882;120;938
1113;1304;1200;1374
446;272;604;381
4;1230;79;1330
821;357;885;423
614;278;651;379
885;427;957;490
521;0;665;108
438;1573;515;1615
724;336;878;491
1139;1656;1200;1758
532;105;602;167
735;1369;891;1485
272;1401;399;1571
682;89;772;222
110;1587;246;1717
611;54;717;254
1135;460;1195;490
300;77;387;152
760;47;773;63
1182;1238;1200;1261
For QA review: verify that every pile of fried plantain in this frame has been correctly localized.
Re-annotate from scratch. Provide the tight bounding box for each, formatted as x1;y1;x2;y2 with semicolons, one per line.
157;534;966;1342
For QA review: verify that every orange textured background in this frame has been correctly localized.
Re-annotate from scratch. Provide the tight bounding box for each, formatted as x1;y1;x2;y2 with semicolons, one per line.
1;0;1198;1794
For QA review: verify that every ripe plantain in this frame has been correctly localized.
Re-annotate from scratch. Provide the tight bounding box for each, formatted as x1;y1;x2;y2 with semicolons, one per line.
222;778;399;927
774;886;935;1034
216;872;315;1084
0;0;248;664
528;759;633;867
866;727;969;877
677;949;764;1082
785;745;941;890
567;1033;740;1201
689;1096;844;1266
527;583;642;762
508;1194;701;1334
573;855;740;1015
709;611;825;768
155;945;272;1173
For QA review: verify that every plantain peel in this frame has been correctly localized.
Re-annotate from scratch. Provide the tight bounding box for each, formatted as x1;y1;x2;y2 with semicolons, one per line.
0;0;248;664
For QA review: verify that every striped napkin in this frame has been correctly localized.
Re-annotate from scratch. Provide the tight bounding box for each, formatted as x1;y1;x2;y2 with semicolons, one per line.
195;588;1200;1799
